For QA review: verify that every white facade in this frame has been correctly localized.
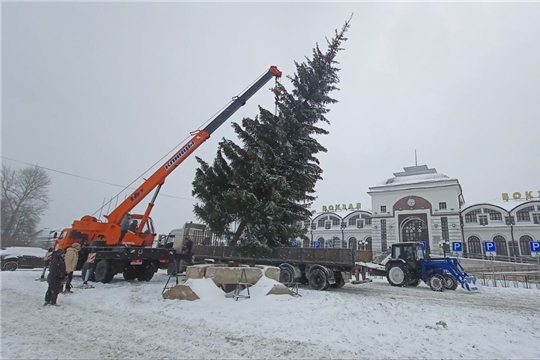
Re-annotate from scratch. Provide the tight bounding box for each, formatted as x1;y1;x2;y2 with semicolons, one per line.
300;164;540;259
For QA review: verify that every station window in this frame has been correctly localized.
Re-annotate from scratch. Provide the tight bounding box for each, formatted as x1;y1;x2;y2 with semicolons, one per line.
380;205;387;213
439;202;447;210
479;215;488;226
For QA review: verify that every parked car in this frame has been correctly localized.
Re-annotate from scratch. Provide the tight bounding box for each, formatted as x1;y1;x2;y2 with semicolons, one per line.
0;247;47;271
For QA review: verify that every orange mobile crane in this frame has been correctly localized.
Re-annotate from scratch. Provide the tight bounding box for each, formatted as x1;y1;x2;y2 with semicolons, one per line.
53;66;282;283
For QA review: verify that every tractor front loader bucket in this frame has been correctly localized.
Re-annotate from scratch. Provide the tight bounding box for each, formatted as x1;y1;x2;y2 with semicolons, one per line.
452;259;478;291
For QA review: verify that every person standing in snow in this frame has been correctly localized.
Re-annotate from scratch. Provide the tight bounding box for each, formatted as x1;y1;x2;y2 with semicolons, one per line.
118;214;131;242
44;249;66;306
63;243;81;294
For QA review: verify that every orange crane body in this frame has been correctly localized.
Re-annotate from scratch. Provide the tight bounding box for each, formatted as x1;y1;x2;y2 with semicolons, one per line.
52;66;282;283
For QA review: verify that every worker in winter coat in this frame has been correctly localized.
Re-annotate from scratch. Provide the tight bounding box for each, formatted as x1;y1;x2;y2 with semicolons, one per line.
44;249;67;306
128;220;138;233
118;214;131;242
63;243;81;293
182;236;193;255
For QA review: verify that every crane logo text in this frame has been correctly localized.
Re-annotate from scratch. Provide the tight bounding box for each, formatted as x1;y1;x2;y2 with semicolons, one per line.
165;141;195;170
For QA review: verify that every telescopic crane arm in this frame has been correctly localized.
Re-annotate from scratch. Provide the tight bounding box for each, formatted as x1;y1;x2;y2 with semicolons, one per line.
105;66;282;227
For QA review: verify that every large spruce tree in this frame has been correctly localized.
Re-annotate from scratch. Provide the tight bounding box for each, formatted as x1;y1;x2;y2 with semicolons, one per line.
192;19;351;247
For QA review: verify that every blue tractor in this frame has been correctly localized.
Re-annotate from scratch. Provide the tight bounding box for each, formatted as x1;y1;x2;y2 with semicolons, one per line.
385;242;478;291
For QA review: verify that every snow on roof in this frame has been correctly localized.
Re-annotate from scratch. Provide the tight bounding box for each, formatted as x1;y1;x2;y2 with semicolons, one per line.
462;198;540;213
371;165;456;189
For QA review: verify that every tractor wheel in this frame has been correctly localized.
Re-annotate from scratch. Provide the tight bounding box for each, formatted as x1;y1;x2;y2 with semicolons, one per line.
387;264;410;287
331;271;346;288
123;266;139;281
443;274;458;290
308;269;328;291
81;262;95;282
428;274;446;292
94;260;114;283
137;263;156;282
279;265;294;285
408;278;420;287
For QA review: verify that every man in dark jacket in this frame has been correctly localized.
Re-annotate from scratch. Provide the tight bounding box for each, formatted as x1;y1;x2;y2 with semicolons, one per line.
44;249;67;306
182;236;193;255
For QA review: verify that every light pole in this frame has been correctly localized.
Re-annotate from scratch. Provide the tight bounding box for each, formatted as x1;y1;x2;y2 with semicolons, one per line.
438;240;450;257
359;239;367;251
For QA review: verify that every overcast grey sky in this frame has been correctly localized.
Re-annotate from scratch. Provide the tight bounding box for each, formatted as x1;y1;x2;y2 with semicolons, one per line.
3;2;540;233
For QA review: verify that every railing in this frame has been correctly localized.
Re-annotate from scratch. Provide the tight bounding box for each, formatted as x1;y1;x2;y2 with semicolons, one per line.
458;252;539;264
473;272;540;289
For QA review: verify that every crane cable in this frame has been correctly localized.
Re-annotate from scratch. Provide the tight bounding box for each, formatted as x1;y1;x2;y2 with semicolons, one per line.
92;68;273;216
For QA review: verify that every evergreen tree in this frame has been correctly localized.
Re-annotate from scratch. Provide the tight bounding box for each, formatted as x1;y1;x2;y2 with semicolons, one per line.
192;18;351;247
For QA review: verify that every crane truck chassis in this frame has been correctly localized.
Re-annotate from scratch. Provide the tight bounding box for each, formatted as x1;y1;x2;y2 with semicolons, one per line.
52;65;282;284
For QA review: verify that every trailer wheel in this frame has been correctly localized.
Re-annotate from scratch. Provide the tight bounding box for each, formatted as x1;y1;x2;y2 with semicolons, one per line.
387;263;410;287
279;265;294;284
308;269;328;291
81;262;95;282
443;274;458;290
94;259;114;283
137;263;156;282
330;271;346;288
123;266;139;281
428;274;446;292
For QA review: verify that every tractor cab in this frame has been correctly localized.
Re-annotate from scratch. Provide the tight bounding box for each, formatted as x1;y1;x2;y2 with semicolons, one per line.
391;242;426;266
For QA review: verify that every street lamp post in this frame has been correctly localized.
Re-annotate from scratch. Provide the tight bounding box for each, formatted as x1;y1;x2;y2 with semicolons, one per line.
359;239;367;251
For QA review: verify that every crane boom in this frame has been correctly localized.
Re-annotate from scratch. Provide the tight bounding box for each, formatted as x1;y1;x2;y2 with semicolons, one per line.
106;66;282;225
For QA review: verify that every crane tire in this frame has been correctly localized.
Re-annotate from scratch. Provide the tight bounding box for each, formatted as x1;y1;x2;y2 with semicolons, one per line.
94;259;114;283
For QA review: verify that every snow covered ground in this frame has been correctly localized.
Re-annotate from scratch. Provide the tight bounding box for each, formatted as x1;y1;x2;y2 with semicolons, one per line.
1;270;540;359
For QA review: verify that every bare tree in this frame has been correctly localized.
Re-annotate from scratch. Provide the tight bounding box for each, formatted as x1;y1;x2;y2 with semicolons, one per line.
1;165;51;246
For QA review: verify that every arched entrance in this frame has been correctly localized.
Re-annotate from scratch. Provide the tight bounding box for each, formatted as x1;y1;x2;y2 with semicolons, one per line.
401;217;428;244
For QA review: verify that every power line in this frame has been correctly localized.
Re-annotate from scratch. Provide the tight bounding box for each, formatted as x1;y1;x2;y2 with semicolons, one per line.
0;156;195;202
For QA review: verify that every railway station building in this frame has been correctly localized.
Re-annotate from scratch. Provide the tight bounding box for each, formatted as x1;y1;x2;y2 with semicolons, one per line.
301;165;540;259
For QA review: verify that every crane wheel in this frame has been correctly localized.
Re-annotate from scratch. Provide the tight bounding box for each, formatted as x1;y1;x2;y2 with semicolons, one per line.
123;266;138;281
387;263;410;287
428;274;446;292
443;274;458;290
94;260;114;283
137;263;156;282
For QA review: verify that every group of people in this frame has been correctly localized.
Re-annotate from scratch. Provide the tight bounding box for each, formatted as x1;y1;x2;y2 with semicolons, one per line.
43;242;81;306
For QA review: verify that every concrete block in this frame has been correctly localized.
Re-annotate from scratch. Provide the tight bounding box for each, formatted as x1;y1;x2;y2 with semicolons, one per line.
266;284;294;296
162;285;200;301
206;267;263;285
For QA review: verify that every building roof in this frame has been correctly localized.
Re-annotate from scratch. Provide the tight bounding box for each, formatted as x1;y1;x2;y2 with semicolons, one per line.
462;198;540;213
371;165;456;189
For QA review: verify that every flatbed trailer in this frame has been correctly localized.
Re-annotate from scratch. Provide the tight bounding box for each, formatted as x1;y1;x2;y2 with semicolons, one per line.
191;245;373;290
